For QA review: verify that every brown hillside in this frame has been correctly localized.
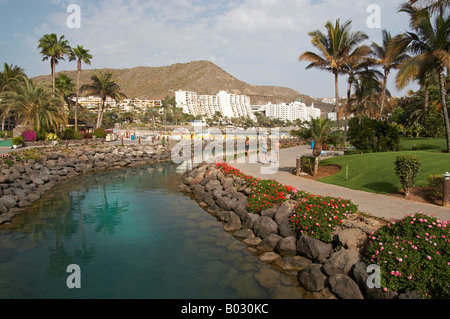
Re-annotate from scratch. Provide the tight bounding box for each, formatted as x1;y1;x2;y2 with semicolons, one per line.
33;60;333;112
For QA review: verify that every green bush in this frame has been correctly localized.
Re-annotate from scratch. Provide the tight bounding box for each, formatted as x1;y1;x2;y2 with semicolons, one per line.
428;174;444;199
93;127;107;138
394;155;422;197
364;213;450;298
348;117;400;153
11;136;24;145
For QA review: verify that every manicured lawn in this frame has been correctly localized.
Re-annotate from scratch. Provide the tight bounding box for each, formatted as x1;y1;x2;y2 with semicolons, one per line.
400;137;447;152
319;148;450;194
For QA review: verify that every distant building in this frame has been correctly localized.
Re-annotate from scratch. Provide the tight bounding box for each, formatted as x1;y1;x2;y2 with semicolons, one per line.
175;90;256;121
264;101;321;122
327;112;337;121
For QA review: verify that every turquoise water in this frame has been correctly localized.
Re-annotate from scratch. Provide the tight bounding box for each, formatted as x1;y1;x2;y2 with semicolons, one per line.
0;163;304;299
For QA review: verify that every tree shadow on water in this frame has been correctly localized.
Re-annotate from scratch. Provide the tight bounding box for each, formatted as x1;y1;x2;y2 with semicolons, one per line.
362;182;397;194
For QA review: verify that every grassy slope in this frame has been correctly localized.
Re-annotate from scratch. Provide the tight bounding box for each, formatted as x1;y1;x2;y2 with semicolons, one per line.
319;138;450;194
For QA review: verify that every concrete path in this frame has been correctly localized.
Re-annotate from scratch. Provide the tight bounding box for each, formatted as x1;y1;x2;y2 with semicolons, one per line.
230;145;450;222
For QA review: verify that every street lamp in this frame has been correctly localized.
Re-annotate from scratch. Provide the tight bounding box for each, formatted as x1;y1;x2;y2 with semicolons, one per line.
443;172;450;207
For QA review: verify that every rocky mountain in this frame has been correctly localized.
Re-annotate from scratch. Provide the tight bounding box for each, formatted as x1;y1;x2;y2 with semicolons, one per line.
33;60;333;112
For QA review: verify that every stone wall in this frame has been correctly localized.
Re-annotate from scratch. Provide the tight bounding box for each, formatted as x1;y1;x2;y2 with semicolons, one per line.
179;162;420;299
0;144;172;224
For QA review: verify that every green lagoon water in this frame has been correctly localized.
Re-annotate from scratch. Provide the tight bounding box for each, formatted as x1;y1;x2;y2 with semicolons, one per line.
0;163;304;299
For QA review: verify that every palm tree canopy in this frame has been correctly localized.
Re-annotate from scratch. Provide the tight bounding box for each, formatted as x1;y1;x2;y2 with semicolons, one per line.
37;33;71;65
80;71;127;102
299;19;368;75
69;45;93;67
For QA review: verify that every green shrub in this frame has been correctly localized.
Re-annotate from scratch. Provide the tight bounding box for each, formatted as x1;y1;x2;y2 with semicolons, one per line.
428;174;444;199
11;136;24;145
364;213;450;298
348;117;400;153
93;127;107;138
394;155;422;197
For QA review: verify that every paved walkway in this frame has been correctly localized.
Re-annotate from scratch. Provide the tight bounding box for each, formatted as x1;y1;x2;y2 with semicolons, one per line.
230;145;450;222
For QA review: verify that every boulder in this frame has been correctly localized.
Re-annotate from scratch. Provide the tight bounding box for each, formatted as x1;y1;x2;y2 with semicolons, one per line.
323;248;361;277
296;234;333;263
256;234;283;252
298;263;327;292
278;219;296;238
333;227;369;253
260;205;279;218
253;216;279;239
275;236;297;257
329;274;364;299
242;213;260;229
274;201;295;225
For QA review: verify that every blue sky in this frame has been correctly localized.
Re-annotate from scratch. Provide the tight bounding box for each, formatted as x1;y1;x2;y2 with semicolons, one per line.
0;0;418;99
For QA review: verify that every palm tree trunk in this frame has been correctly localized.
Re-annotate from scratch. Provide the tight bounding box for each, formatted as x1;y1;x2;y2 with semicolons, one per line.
379;69;388;120
51;58;56;98
96;100;103;128
335;71;340;123
75;60;81;131
438;70;450;153
424;80;430;111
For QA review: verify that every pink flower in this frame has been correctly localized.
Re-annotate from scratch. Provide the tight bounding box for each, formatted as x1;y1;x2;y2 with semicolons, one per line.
427;256;432;260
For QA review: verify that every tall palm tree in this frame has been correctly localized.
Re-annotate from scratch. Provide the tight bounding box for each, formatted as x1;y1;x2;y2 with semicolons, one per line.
397;4;450;152
291;117;334;176
299;19;368;123
69;45;92;131
342;45;373;139
1;77;67;131
80;71;126;128
371;30;411;119
37;33;71;95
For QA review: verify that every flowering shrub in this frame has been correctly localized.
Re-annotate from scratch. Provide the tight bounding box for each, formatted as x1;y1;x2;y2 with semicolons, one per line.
21;129;37;142
215;162;304;214
247;179;306;214
365;212;450;298
291;195;358;242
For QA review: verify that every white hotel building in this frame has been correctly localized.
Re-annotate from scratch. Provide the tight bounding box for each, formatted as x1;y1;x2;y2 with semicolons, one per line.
175;90;256;121
265;101;321;122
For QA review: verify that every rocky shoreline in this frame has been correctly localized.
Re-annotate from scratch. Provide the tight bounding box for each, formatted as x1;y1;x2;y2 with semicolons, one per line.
178;162;421;299
0;143;172;224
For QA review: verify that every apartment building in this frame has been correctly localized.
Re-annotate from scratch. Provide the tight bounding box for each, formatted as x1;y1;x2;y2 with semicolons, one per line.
175;90;256;121
265;101;321;122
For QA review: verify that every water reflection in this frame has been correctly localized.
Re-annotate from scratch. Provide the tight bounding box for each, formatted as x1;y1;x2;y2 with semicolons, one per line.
0;163;304;299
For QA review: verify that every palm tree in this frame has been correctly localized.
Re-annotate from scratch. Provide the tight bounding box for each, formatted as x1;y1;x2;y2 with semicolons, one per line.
397;4;450;152
80;71;126;128
299;19;368;122
0;63;27;130
371;30;410;119
38;33;71;95
342;45;373;138
55;73;75;110
1;77;67;131
348;68;385;122
291;117;333;176
69;45;92;131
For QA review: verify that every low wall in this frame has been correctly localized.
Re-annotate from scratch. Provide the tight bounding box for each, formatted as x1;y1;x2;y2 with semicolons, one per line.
0;144;172;224
178;162;421;299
